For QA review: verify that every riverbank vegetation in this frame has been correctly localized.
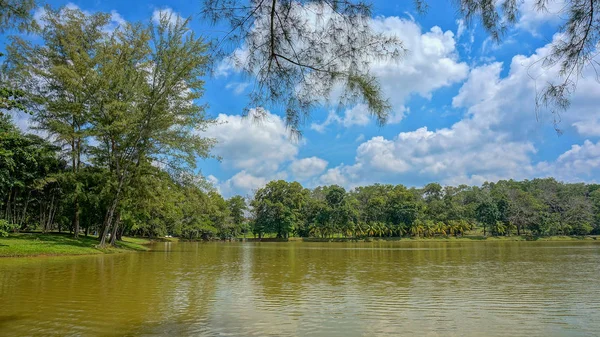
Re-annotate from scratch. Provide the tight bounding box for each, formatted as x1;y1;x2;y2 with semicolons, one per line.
0;232;152;257
4;107;600;242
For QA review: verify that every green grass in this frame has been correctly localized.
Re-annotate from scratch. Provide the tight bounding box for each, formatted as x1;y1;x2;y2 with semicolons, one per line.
0;233;153;257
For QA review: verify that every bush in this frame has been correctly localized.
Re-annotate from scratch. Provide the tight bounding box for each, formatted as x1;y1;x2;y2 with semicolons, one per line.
0;219;18;237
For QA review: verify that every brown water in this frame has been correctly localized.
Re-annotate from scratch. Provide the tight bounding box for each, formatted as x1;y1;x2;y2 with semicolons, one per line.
1;241;600;336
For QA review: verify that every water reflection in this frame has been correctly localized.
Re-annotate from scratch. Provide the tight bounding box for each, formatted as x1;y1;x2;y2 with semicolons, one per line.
1;241;599;336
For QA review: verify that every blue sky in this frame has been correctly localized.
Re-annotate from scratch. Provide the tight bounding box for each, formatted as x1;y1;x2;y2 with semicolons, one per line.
8;0;600;197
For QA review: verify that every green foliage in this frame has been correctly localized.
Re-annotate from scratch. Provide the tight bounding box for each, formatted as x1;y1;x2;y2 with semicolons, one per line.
201;0;403;135
0;0;37;33
252;180;308;238
1;6;215;245
249;177;599;239
0;219;17;237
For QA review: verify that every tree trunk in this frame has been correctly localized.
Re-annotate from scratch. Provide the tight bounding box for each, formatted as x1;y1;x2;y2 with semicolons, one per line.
40;202;45;233
19;191;31;228
109;211;121;246
99;200;117;247
99;172;127;247
73;195;80;238
47;194;56;232
117;224;124;241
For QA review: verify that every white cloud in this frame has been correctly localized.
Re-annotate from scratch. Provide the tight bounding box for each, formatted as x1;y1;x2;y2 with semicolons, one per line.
319;167;349;186
456;19;466;39
220;171;268;196
33;4;126;32
312;17;469;131
225;82;251;95
152;7;184;26
317;34;600;188
201;108;298;176
516;0;566;34
549;140;600;181
311;104;372;131
200;108;332;195
110;10;126;27
289;157;328;180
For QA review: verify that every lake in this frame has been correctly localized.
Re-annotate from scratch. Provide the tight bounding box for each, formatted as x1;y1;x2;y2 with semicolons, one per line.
1;241;600;336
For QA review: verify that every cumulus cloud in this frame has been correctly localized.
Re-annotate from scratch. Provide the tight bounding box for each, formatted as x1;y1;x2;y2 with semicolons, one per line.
200;108;298;176
289;157;328;180
200;109;331;195
219;170;269;197
319;167;349;186
548;140;600;181
317;34;600;188
516;0;566;34
311;17;468;131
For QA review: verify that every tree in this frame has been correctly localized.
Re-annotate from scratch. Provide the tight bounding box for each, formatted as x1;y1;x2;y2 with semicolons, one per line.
252;180;307;238
386;185;418;232
228;195;248;237
0;0;37;33
89;13;214;247
507;189;541;236
0;0;37;116
8;8;215;246
9;7;113;238
201;0;403;136
476;199;499;236
0;115;65;232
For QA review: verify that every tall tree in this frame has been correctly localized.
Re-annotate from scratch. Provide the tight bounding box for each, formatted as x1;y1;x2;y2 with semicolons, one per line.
0;0;37;115
8;7;112;238
91;13;215;247
228;195;248;236
252;180;307;238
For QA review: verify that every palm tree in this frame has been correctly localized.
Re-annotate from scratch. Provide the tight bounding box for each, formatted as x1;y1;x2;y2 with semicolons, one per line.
435;222;447;236
424;220;435;237
410;220;424;237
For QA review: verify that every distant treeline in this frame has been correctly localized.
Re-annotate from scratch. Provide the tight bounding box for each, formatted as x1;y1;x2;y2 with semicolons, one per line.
250;179;600;239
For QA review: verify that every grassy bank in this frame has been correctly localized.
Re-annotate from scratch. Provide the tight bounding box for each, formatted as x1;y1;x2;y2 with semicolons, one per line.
0;233;154;257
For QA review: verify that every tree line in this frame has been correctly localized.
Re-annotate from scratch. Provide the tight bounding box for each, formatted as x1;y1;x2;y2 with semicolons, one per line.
250;179;600;239
0;114;252;240
4;110;600;241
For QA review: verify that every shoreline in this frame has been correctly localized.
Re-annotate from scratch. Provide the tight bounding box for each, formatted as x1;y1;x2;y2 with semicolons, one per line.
242;235;599;243
1;233;598;258
0;233;157;258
